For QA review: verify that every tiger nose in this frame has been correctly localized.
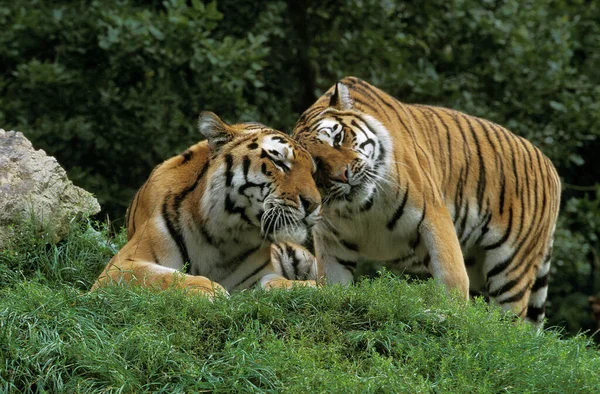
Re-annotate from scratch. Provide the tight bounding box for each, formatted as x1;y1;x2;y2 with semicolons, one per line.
330;164;350;184
300;195;320;215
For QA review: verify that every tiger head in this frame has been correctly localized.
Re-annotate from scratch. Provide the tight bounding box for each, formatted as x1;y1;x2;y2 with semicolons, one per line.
292;82;392;209
199;112;321;243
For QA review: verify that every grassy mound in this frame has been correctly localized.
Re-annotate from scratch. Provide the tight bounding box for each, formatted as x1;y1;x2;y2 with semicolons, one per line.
1;222;599;393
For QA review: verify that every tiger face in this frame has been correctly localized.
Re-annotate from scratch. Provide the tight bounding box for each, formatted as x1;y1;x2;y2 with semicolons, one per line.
200;112;321;244
293;89;391;209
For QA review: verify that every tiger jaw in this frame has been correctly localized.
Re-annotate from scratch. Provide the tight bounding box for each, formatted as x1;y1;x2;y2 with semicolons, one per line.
259;203;320;243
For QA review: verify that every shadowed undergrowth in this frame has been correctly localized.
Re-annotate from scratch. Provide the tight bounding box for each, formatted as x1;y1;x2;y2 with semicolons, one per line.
1;221;599;393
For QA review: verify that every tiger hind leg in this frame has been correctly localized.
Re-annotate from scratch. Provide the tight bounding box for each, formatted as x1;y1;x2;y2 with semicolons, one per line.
483;249;538;325
525;243;553;328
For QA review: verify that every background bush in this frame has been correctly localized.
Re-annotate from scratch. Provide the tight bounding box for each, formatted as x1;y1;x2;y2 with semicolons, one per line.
1;0;598;335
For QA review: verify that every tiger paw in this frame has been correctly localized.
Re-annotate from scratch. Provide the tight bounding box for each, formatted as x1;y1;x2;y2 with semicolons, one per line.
260;274;317;290
185;278;229;300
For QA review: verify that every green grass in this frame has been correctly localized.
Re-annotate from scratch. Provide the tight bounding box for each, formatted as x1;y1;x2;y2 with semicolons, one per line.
1;221;599;393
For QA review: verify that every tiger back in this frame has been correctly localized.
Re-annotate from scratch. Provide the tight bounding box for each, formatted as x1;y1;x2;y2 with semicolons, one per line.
293;76;561;325
92;112;321;296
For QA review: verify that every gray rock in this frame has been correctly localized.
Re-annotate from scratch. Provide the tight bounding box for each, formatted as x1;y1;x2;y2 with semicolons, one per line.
0;129;100;248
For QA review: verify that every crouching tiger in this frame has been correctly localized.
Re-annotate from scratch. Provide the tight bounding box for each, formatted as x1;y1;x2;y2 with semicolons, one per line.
293;77;561;326
92;112;321;297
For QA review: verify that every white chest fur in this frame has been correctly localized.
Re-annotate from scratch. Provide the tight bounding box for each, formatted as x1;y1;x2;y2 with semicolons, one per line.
317;194;424;262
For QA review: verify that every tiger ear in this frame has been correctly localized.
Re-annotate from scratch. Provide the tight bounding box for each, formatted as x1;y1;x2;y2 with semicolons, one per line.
198;112;236;152
328;82;352;110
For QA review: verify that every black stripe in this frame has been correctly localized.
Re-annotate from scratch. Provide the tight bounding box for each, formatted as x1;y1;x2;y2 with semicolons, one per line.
248;142;259;150
487;204;538;279
261;162;272;176
376;142;386;166
473;212;493;244
462;210;491;244
457;201;470;241
338;259;357;272
531;273;549;292
341;240;359;252
417;108;437;155
352;96;386;118
162;199;191;266
164;161;210;267
389;254;416;265
351;82;394;123
359;191;376;212
372;100;431;189
238;181;268;199
498;281;531;305
181;149;194;164
405;106;437;193
351;119;369;140
535;149;548;224
428;110;454;185
484;206;513;250
235;259;271;289
489;278;521;298
449;112;472;215
410;204;427;249
453;167;464;223
423;109;447;182
173;161;211;210
422;255;431;267
198;223;215;246
486;253;514;279
499;168;506;216
387;184;409;230
225;154;234;187
526;305;545;321
505;133;520;197
284;243;299;279
223;246;261;270
151;248;161;267
272;136;287;144
466;117;487;215
128;182;147;236
271;158;290;172
223;134;257;152
224;194;253;225
243;155;251;179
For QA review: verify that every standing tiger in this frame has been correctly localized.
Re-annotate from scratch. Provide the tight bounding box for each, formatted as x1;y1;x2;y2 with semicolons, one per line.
92;112;321;297
293;76;561;325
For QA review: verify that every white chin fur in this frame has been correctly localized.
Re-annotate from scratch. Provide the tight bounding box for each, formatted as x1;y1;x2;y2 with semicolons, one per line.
272;227;307;244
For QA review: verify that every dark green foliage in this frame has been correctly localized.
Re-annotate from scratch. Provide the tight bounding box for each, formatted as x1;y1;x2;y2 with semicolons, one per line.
1;0;598;334
0;0;278;219
1;222;599;393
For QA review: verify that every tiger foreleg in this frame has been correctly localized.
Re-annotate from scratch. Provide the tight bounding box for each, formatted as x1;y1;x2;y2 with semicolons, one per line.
420;206;469;301
260;242;319;289
91;252;228;299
